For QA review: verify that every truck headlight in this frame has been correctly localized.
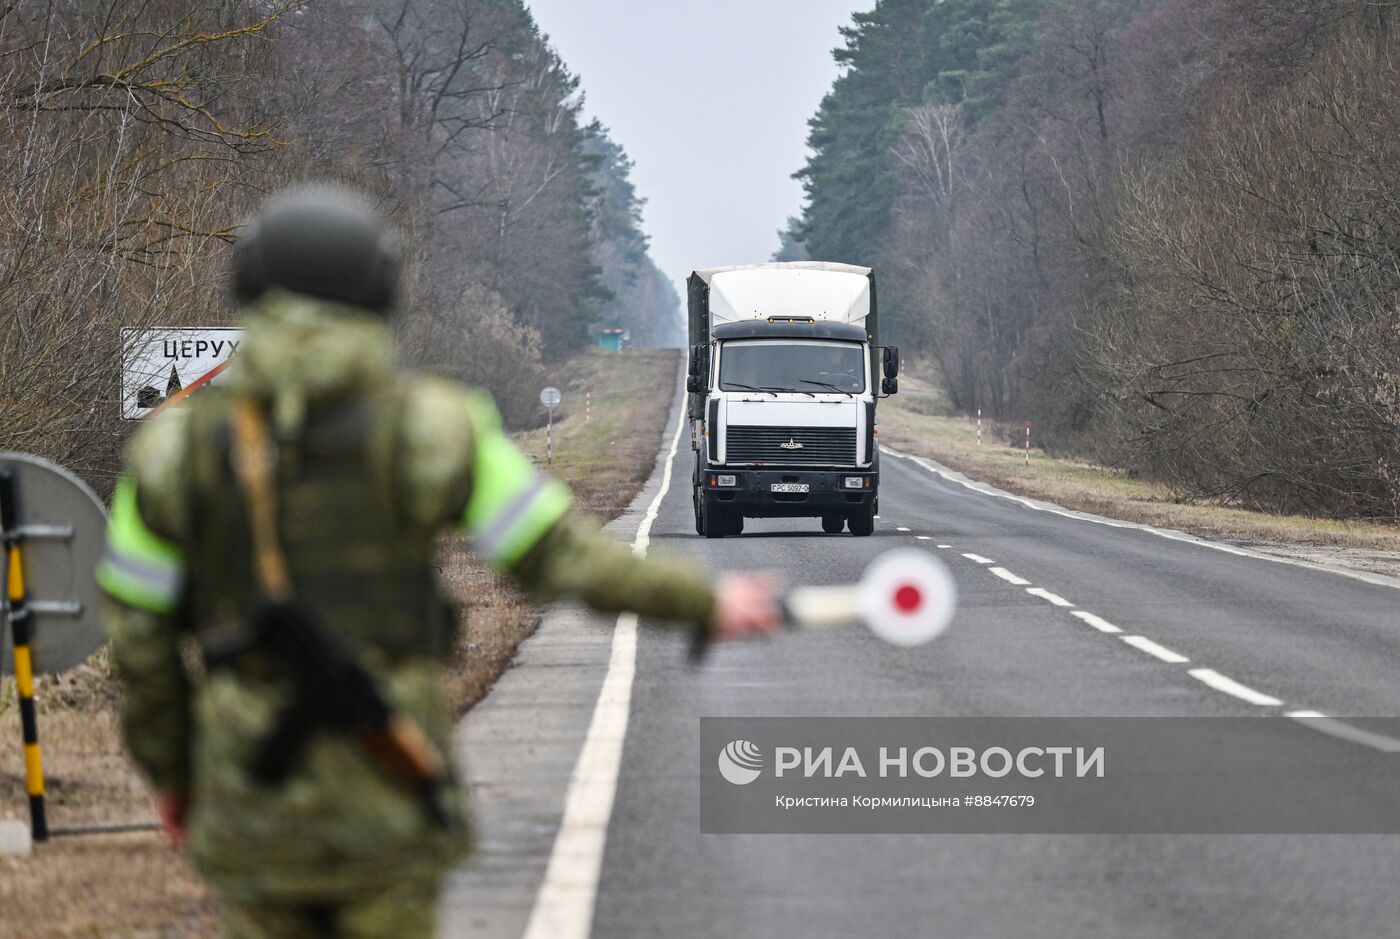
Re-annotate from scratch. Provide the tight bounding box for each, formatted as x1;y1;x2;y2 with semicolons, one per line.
844;476;865;489
716;474;737;487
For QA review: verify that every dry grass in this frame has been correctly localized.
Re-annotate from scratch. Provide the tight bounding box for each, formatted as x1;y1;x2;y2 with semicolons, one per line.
510;347;682;520
441;347;680;715
879;372;1400;577
0;348;681;937
1;655;216;938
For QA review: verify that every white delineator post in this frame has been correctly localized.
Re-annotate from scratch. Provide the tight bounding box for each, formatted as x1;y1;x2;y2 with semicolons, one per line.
1024;422;1031;466
977;408;982;447
586;391;591;423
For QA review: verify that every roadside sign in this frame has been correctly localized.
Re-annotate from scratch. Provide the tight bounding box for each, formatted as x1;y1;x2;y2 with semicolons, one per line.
0;453;108;675
1;452;108;843
121;327;243;420
540;387;561;465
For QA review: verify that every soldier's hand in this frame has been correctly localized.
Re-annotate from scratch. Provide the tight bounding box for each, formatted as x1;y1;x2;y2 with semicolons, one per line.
710;574;784;641
154;791;189;849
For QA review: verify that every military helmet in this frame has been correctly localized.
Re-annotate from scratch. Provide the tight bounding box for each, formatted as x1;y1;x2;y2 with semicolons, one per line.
233;185;401;313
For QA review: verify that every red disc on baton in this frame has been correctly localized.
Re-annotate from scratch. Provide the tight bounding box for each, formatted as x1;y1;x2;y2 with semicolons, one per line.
858;549;957;646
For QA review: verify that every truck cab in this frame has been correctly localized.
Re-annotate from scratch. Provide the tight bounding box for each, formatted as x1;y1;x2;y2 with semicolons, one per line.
686;262;898;538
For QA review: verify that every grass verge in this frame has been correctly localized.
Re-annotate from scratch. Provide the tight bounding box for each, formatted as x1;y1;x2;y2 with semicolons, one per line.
879;372;1400;577
0;347;680;938
444;347;681;714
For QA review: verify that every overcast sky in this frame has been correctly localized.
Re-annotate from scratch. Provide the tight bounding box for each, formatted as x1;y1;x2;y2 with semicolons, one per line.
524;1;866;295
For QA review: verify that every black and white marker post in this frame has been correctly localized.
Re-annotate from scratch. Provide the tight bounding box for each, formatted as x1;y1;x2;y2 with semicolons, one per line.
690;549;957;661
540;386;561;467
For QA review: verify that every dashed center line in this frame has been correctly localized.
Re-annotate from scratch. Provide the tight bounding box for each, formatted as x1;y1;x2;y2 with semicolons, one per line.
896;526;911;532
1121;635;1189;664
988;567;1031;586
1070;611;1122;634
901;509;1386;757
1026;587;1074;607
1188;668;1282;706
887;446;1400;758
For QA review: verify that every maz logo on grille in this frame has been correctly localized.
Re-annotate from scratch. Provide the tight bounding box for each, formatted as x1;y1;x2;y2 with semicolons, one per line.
779;438;804;450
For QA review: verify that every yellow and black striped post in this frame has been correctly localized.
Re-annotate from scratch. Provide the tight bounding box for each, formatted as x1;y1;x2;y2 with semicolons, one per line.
1;467;46;842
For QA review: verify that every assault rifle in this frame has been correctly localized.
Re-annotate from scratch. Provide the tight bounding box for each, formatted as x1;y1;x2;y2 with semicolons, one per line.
205;602;451;829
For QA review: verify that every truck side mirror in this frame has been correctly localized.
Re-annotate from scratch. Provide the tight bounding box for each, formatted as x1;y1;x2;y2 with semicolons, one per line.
883;346;901;379
686;375;701;393
882;377;899;396
689;344;703;377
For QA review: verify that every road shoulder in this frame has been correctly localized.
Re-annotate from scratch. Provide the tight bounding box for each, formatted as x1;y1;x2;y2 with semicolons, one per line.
440;375;686;937
877;378;1400;582
885;447;1400;592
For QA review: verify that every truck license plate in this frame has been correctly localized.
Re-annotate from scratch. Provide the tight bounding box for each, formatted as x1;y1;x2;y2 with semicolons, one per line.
770;483;810;493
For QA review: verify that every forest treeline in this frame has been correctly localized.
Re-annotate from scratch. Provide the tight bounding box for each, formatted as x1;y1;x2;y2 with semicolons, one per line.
0;0;680;489
791;0;1400;519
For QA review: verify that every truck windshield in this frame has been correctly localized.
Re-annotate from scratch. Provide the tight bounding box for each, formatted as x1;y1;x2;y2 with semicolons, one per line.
719;340;865;394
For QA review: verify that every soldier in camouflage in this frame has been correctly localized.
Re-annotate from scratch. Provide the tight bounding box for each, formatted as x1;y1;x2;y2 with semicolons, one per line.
98;186;782;938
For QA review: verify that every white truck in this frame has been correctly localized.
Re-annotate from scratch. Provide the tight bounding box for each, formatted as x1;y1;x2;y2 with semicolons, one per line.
686;261;899;538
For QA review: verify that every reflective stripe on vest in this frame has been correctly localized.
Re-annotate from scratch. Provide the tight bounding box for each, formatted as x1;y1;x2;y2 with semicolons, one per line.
463;393;570;568
97;476;186;613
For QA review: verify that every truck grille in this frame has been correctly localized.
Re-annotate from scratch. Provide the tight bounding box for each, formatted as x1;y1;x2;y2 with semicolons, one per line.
725;425;857;465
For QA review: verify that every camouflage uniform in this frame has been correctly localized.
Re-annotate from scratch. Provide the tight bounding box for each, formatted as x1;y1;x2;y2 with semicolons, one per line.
99;292;713;937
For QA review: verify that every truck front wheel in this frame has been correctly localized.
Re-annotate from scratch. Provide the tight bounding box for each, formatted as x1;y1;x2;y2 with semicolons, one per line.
848;507;875;537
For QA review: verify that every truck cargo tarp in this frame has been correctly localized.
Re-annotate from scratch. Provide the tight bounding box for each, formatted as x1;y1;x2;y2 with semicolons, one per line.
690;261;872;286
689;263;876;339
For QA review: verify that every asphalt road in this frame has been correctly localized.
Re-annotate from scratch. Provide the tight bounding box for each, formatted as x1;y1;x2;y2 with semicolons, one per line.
444;386;1400;939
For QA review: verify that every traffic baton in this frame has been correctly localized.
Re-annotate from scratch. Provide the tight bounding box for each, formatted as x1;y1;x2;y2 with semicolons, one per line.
690;548;957;662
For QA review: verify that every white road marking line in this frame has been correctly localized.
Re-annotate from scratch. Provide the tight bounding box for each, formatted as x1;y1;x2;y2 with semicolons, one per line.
884;448;1400;593
1026;587;1074;607
896;526;911;532
988;567;1030;586
1188;668;1282;707
1121;635;1189;664
916;535;932;541
1070;610;1122;634
961;553;993;564
1286;712;1400;753
936;544;951;548
523;400;685;939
